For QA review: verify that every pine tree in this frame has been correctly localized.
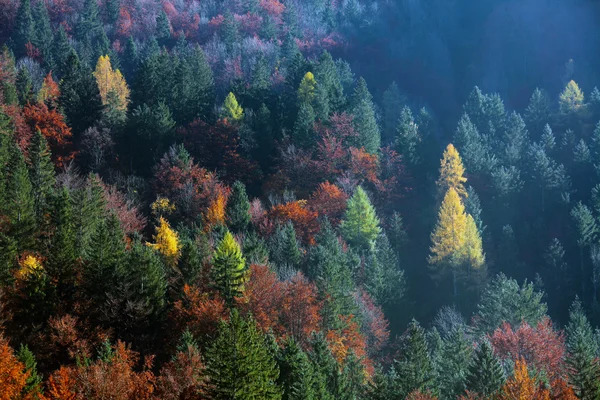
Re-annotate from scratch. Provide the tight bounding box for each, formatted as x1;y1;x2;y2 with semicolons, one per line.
465;340;505;397
309;333;340;400
32;0;52;61
571;202;598;300
315;51;345;113
72;176;106;258
365;233;405;307
226;181;251;233
566;299;600;400
278;338;316;400
5;143;36;251
222;92;243;122
340;186;381;252
178;236;204;286
105;0;120;24
436;144;467;199
393;320;435;398
16;68;33;106
76;0;109;64
156;11;171;46
503;111;529;166
28;130;55;224
453;114;493;174
51;26;73;77
205;309;282;400
16;344;43;397
395;106;422;167
388;211;409;259
121;36;139;79
435;328;473;399
524;88;551;138
269;222;302;271
351;77;380;154
211;231;248;307
11;0;34;59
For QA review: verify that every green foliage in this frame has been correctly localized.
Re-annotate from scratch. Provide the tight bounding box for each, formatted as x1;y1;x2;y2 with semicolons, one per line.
222;92;244;122
32;0;52;60
315;51;346;113
382;81;407;144
453;113;495;174
269;222;302;271
395;106;422;167
75;0;109;64
365;233;406;306
11;0;34;58
16;68;33;106
351;77;380;154
571;202;598;248
340;186;381;252
464;340;505;397
73;176;106;258
17;344;43;397
156;11;171;46
178;236;204;286
293;101;316;147
206;309;282;399
211;231;248;307
226;181;251;233
435;328;473;399
475;273;548;334
277;338;316;400
524;88;551;137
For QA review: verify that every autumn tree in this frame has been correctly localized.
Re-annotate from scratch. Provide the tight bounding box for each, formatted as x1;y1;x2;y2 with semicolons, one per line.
211;231;249;307
340;186;381;252
147;216;181;269
222;92;243;122
499;358;550;400
436;144;467;199
93;54;130;114
559;80;584;115
0;335;28;400
205;309;282;400
298;71;317;104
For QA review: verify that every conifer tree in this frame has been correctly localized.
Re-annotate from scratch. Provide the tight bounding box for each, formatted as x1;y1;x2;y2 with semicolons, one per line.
382;81;406;144
269;222;302;271
51;26;73;77
293;101;316;147
5;143;36;251
395;106;422;167
156;11;171;46
309;333;341;400
436;144;467;199
76;0;110;64
221;11;240;52
278;338;316;400
206;309;282;400
211;231;248;307
524;88;551;137
340;186;381;252
148;216;181;269
226;181;251;233
571;202;598;299
435;328;473;399
453;114;492;174
93;54;130;113
11;0;34;59
566;299;600;399
465;340;505;397
315;51;345;113
462;214;485;270
393;320;435;398
560;80;585;114
178;236;204;286
351;77;380;154
365;233;405;306
73;176;106;258
16;68;33;106
222;92;243;122
16;344;43;397
28;130;55;224
298;71;317;104
31;0;52;60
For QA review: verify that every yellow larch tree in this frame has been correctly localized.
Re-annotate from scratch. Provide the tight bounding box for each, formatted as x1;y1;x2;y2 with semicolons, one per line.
93;54;130;112
559;80;584;114
297;71;317;104
462;214;485;270
222;92;244;122
436;143;467;199
429;187;467;266
147;216;181;268
499;358;550;400
204;191;227;231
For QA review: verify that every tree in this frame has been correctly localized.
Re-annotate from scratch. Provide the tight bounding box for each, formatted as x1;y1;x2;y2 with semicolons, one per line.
16;67;33;106
10;0;34;59
32;0;52;60
222;92;243;122
498;358;550;400
277;338;317;400
298;71;317;104
559;80;585;114
340;186;381;252
269;222;302;271
211;231;249;307
75;0;109;64
351;77;380;154
365;233;406;307
93;54;130;113
565;299;600;400
147;216;181;269
293;101;316;147
393;320;436;398
524;88;551;137
28;130;55;223
156;11;171;46
205;309;282;400
465;340;505;397
0;335;28;400
571;202;598;300
51;26;74;77
382;81;406;144
315;51;346;113
453;114;493;174
226;181;251;233
395;106;422;167
436;144;467;199
16;344;42;397
436;328;473;400
462;214;485;270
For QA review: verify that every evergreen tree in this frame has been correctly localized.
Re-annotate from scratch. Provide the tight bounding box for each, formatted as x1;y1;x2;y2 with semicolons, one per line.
315;51;345;113
571;202;598;299
464;186;485;234
205;309;282;400
226;181;251;233
435;328;473;400
16;344;43;397
105;0;120;24
221;11;239;52
73;176;106;258
178;236;204;286
382;81;406;145
340;186;381;253
11;0;34;59
222;92;244;122
243;231;269;265
453;114;493;174
16;67;33;106
393;319;435;398
365;233;405;307
51;26;73;77
309;333;341;400
298;72;317;105
278;338;316;400
28;130;55;224
503;111;529;166
211;231;248;307
388;212;409;259
76;0;109;64
5;143;36;251
293;101;316;147
436;144;467;199
351;77;380;154
465;340;505;397
32;0;52;60
540;124;556;153
566;299;600;400
269;222;302;271
156;11;171;46
524;88;551;138
395;106;422;167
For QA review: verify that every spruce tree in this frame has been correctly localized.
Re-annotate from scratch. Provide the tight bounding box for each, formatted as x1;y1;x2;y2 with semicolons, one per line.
435;328;473;399
524;88;551;138
351;77;380;154
465;340;505;397
278;338;316;400
156;11;171;47
226;181;251;233
178;236;204;286
211;231;248;307
315;51;345;113
51;26;73;77
32;0;52;61
453;114;492;174
16;344;43;397
395;106;422;168
16;67;33;106
382;81;406;145
206;309;282;400
73;176;107;258
365;233;405;306
76;0;109;64
293;101;316;147
340;186;381;253
269;222;302;271
566;299;600;399
571;202;598;300
309;333;340;400
11;0;34;59
28;130;55;224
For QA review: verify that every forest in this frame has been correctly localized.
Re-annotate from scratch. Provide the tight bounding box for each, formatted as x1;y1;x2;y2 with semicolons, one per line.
2;0;600;398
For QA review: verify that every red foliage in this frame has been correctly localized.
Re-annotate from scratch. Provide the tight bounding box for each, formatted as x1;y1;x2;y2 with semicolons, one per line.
44;366;78;400
349;147;379;184
236;12;263;36
155;345;206;400
353;289;390;357
490;318;565;381
44;314;92;365
171;284;228;340
101;183;147;235
240;264;285;334
116;7;133;38
268;200;319;245
550;379;577;400
280;272;321;347
260;0;285;17
25;42;41;61
308;181;349;226
22;103;74;168
326;314;373;376
38;73;61;109
178;119;259;184
0;334;28;400
3;105;32;154
407;391;439;400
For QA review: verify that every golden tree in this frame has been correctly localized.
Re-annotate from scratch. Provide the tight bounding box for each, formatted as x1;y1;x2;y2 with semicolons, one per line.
0;335;29;400
462;214;485;269
147;217;181;268
559;80;584;114
297;71;317;104
499;358;550;400
222;92;243;122
436;144;467;198
93;54;130;112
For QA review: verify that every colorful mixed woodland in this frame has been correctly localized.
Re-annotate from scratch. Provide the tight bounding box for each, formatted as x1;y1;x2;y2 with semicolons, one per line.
3;0;600;398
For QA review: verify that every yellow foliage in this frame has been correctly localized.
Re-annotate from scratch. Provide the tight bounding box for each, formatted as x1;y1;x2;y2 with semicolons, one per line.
298;71;317;103
429;188;467;266
499;358;550;400
17;255;44;280
436;144;467;198
461;214;485;269
204;192;227;230
151;197;176;217
148;217;181;267
93;55;130;112
222;92;244;122
559;80;584;114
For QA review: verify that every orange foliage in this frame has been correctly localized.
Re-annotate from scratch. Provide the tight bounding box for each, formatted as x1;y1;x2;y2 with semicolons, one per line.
308;182;349;226
3;104;32;153
43;367;78;400
37;73;60;108
349;147;379;184
407;391;438;400
171;284;228;340
268;200;319;245
155;345;206;400
240;264;285;334
281;272;321;347
550;379;577;400
499;358;550;400
260;0;285;16
204;190;228;231
326;314;372;376
116;7;133;38
22;103;74;167
0;334;28;400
